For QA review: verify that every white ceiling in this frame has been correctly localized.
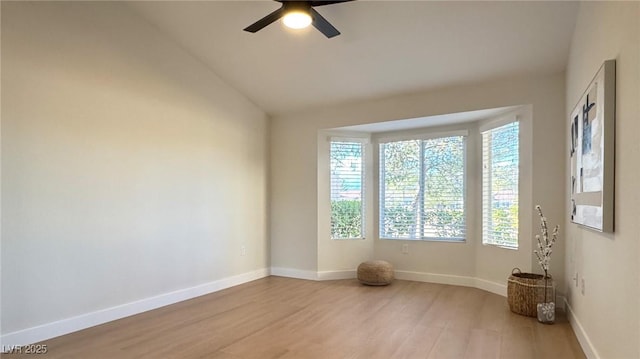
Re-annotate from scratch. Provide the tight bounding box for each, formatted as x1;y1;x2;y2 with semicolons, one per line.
128;1;579;116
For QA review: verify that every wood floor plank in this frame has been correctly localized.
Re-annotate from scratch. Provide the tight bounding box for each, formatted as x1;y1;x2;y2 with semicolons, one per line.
7;277;586;359
428;327;471;359
391;324;443;359
500;325;536;359
464;329;501;359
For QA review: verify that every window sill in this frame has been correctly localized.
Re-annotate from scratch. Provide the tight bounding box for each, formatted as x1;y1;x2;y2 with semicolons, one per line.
379;237;466;243
482;243;518;250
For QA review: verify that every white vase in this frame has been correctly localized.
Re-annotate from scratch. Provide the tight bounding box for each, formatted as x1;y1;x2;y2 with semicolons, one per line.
537;302;555;324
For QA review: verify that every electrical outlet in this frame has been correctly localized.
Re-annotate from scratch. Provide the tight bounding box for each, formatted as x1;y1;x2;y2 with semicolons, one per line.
402;244;409;254
580;278;585;295
241;245;246;256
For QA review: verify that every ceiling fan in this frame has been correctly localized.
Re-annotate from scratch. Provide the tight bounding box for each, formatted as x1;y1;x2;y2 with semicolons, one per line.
244;0;354;39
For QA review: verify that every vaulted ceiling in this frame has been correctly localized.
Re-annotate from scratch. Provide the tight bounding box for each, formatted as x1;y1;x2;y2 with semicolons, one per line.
128;1;579;116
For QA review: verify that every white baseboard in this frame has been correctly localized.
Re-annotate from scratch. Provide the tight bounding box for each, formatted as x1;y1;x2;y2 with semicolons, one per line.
270;267;318;280
270;268;355;281
317;270;356;280
0;268;269;348
395;270;475;287
270;267;508;297
474;277;508;297
395;270;507;297
565;298;600;359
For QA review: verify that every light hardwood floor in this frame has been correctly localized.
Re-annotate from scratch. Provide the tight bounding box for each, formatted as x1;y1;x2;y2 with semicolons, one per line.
10;277;585;358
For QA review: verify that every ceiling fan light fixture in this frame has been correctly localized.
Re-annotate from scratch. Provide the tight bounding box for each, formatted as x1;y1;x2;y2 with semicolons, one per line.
282;11;312;29
244;0;351;38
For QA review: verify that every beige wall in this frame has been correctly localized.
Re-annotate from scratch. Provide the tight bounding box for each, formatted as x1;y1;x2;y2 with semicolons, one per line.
565;2;640;358
1;2;268;335
271;73;566;289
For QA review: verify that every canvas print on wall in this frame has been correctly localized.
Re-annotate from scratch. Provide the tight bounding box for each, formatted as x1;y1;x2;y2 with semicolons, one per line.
569;60;615;232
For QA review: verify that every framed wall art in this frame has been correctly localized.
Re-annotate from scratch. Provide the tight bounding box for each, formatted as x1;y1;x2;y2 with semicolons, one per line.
569;59;615;232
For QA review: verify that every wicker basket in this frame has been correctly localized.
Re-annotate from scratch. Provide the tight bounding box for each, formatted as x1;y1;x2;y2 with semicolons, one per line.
507;268;554;317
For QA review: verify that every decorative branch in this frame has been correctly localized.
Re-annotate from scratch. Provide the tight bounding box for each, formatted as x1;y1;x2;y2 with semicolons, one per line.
533;205;558;279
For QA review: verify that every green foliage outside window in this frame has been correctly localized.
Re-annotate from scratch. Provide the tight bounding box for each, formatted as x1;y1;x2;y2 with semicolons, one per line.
331;200;363;239
330;141;364;239
380;136;465;240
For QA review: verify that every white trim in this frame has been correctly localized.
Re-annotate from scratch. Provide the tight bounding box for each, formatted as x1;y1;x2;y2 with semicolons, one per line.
270;267;318;281
268;268;357;281
271;267;509;297
0;268;269;347
395;270;475;287
395;271;508;297
375;129;469;144
478;113;519;133
474;277;508;297
317;270;356;280
325;132;371;143
565;298;600;359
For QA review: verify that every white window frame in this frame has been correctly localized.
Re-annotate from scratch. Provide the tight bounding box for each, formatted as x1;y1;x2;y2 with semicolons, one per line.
377;131;468;241
481;117;520;249
329;137;367;240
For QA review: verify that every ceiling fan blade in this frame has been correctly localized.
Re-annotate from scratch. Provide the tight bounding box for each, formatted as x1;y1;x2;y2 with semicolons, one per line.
309;0;354;7
310;8;340;38
244;7;285;33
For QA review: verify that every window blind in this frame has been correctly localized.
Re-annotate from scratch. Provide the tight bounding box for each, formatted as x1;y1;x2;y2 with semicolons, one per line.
330;141;364;239
482;121;519;248
379;136;465;240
